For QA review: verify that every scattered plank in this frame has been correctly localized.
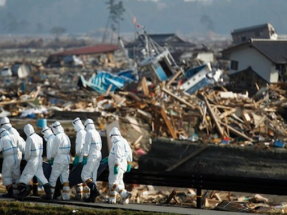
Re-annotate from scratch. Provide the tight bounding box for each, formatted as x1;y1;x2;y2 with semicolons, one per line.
203;95;224;138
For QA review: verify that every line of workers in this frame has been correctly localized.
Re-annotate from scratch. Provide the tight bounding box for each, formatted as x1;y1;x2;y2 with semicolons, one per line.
0;117;132;204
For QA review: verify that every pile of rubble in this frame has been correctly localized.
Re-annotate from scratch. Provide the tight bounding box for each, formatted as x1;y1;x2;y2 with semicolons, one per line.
2;42;287;214
95;183;287;213
1;68;287;149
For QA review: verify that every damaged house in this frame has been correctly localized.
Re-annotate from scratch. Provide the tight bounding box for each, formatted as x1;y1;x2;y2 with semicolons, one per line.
231;23;278;45
125;33;195;63
45;44;119;67
222;39;287;94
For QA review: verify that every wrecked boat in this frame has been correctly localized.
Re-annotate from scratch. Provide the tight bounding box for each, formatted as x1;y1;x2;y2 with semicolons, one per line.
78;70;135;94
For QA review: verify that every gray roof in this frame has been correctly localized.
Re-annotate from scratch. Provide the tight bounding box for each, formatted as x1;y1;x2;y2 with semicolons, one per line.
222;39;287;64
251;39;287;63
231;23;272;35
148;33;176;43
125;33;195;49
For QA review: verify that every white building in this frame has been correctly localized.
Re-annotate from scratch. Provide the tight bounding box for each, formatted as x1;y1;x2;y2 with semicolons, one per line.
222;39;287;91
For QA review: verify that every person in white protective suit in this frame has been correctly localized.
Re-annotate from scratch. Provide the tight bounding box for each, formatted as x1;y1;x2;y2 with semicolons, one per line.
41;126;55;164
1;117;26;196
72;117;86;200
41;126;63;200
50;121;71;201
17;124;52;200
0;117;25;159
0;128;21;197
108;127;132;204
72;117;86;166
80;118;101;202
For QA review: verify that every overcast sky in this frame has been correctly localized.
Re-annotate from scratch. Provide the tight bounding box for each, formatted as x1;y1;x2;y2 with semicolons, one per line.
0;0;286;37
0;0;6;6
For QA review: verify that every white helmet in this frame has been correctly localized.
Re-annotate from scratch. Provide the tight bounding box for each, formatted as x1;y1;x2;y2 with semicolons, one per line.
24;124;35;137
0;117;10;126
84;119;94;127
52;121;61;129
109;127;121;137
72;117;81;125
41;126;52;135
51;121;64;134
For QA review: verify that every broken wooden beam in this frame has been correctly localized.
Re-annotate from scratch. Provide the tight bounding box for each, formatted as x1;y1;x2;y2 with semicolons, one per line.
141;77;149;96
166;145;209;171
165;189;178;204
162;88;203;116
0;98;36;106
167;70;184;87
203;95;225;138
118;91;141;102
159;107;177;139
221;122;254;141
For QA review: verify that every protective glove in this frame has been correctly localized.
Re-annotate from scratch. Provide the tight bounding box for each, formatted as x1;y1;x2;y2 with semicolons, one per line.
82;156;88;165
102;157;108;164
114;165;119;175
73;156;80;166
126;163;131;172
49;158;54;165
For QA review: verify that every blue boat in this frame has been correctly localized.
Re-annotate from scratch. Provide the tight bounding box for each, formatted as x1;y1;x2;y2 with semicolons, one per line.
78;71;133;94
139;49;176;82
180;63;213;94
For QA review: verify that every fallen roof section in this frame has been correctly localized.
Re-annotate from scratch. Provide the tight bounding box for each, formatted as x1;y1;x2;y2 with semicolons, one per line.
52;44;119;56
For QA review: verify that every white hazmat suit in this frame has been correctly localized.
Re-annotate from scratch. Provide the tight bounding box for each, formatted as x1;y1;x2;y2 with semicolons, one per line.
1;117;25;158
50;121;71;200
18;124;51;200
72;117;86;200
72;117;86;164
80;118;101;202
41;126;55;162
0;128;21;197
108;127;132;204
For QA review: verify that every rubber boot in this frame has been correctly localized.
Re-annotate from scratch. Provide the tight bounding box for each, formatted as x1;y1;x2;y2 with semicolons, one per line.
17;183;32;200
41;183;52;200
53;184;63;200
84;181;100;203
2;186;13;198
32;177;39;196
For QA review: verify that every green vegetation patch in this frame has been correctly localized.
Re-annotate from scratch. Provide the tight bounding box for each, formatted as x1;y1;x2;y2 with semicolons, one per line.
0;201;180;215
